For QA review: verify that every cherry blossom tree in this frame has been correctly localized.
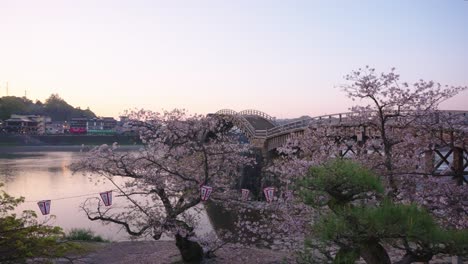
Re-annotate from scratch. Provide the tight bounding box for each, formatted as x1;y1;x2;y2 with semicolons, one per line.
271;67;467;221
266;67;467;261
342;66;466;193
342;67;467;231
73;109;253;262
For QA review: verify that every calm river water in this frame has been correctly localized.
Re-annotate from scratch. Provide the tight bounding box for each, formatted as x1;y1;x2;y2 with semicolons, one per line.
0;148;213;241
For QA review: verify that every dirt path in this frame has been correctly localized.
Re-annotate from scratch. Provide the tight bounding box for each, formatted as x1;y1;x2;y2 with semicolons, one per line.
71;241;291;264
64;241;461;264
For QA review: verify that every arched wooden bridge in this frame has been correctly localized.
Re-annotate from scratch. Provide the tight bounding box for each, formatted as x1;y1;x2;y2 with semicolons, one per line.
213;109;468;179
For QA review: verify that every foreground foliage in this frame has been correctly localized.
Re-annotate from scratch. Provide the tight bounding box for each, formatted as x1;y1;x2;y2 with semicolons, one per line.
66;228;108;242
297;160;467;264
0;183;76;263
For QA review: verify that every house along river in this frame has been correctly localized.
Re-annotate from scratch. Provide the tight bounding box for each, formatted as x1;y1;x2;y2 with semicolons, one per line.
0;147;214;241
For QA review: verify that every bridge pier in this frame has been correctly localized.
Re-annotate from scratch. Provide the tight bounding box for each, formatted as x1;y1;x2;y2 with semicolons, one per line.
452;147;464;185
424;150;435;175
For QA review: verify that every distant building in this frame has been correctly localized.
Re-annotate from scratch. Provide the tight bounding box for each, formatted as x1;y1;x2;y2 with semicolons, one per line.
115;116;129;134
102;117;117;131
87;117;104;132
86;117;117;135
69;118;87;134
5;115;51;134
46;121;66;134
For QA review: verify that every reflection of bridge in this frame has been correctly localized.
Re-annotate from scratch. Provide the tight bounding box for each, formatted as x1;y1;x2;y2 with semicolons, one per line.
214;109;468;178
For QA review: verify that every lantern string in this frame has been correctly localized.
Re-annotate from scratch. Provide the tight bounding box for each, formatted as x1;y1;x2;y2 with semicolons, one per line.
23;189;119;203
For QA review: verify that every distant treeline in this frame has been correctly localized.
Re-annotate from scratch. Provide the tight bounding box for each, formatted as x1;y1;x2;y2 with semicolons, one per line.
0;94;96;121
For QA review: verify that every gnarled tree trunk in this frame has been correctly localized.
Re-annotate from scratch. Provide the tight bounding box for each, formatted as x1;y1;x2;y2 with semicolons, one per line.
359;241;391;264
175;233;204;263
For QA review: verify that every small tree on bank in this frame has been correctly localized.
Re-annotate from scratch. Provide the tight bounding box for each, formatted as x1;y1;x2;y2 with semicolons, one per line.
0;183;74;263
73;109;252;262
297;160;467;264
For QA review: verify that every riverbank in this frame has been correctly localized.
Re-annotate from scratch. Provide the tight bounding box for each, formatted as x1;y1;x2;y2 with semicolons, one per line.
0;145;142;154
0;134;141;147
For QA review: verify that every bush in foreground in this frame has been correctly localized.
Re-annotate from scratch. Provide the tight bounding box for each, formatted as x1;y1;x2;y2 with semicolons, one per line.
0;183;77;263
66;228;108;242
297;160;467;264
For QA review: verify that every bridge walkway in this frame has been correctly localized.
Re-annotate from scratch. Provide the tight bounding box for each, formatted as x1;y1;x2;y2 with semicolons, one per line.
243;116;276;131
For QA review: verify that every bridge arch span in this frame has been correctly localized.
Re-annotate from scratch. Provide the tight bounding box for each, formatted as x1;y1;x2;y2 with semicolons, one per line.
214;109;257;139
238;109;276;123
216;109;239;116
215;109;278;137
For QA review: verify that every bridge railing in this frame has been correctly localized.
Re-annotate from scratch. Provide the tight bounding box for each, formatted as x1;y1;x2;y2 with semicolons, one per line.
266;112;358;138
255;130;268;138
215;109;468;140
216;109;239;116
238;109;276;122
265;110;468;139
234;116;257;138
215;109;258;138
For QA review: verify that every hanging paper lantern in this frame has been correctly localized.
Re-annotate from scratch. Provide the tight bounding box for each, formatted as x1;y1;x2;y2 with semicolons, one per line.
200;185;213;201
37;200;51;215
100;191;113;206
241;189;250;201
263;187;275;203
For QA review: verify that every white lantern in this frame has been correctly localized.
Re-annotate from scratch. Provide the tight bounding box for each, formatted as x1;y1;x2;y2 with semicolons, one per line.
200;185;213;201
100;191;113;206
241;189;250;201
263;187;275;203
37;200;51;215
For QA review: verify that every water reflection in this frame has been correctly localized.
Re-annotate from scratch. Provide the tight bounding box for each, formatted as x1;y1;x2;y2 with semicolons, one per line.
0;163;15;183
0;151;213;241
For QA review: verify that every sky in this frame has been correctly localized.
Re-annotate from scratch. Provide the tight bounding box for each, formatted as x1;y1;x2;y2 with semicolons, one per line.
0;0;467;119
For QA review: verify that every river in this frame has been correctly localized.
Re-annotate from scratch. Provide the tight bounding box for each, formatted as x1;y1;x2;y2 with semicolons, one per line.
0;148;214;241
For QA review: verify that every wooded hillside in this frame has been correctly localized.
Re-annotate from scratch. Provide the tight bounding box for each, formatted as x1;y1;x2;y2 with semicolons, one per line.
0;94;96;121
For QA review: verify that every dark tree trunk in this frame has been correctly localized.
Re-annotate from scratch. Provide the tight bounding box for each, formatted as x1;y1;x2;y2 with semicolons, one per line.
333;247;360;264
359;242;391;264
175;233;204;263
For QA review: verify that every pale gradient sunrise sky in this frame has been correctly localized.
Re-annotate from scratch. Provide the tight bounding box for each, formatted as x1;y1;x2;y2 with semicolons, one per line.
0;0;467;119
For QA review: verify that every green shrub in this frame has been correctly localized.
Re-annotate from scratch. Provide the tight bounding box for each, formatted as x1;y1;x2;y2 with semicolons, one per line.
299;159;383;208
298;160;468;263
0;183;78;263
66;228;107;242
